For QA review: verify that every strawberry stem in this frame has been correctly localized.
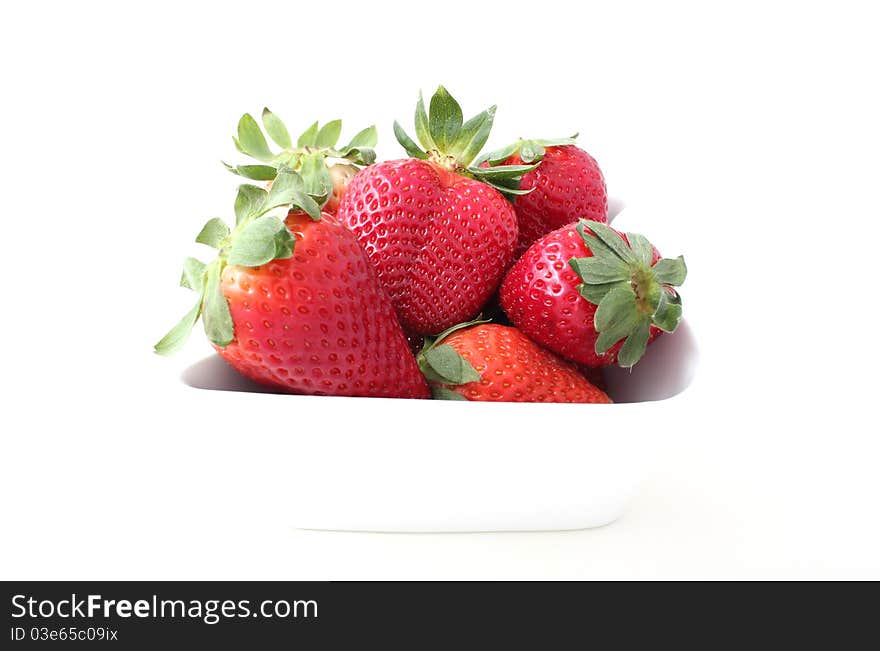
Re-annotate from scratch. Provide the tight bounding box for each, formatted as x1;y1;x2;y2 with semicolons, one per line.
569;220;687;368
393;86;538;198
225;111;378;203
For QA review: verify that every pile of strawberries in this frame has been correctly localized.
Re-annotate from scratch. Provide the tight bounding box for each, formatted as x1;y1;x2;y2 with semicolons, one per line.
156;87;687;403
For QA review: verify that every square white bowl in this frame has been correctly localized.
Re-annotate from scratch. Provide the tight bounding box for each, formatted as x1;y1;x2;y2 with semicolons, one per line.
182;320;696;532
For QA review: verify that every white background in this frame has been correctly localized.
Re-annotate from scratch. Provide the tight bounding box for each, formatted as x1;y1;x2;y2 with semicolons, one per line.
1;0;878;579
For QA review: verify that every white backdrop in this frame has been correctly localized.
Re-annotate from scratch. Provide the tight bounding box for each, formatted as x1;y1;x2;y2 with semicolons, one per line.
1;0;878;579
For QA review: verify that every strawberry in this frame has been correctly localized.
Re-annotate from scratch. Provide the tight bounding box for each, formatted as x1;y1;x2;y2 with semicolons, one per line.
222;108;377;214
480;139;608;256
155;169;429;399
500;220;687;368
416;321;611;403
336;87;532;335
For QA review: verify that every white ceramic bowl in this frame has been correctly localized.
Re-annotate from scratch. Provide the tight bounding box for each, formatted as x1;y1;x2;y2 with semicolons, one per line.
179;198;699;532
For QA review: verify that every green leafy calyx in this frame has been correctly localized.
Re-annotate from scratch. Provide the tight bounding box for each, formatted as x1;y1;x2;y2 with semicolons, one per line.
477;134;579;166
154;169;316;356
393;86;537;198
415;318;490;399
569;220;687;368
225;108;378;207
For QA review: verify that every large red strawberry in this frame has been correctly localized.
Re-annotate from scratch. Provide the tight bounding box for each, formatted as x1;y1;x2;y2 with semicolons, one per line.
500;220;686;368
416;321;611;403
223;108;378;214
336;87;532;335
155;169;429;399
481;139;608;256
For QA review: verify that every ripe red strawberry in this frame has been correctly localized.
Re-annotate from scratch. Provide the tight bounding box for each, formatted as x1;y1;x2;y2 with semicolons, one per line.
155;170;429;399
416;322;611;403
481;139;607;256
223;108;378;215
336;87;532;335
500;220;686;368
